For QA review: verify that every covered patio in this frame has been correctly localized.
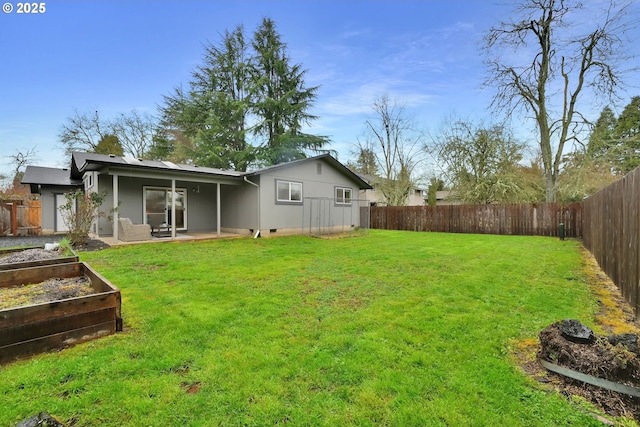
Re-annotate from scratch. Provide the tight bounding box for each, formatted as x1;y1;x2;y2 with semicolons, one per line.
95;230;244;247
69;153;255;242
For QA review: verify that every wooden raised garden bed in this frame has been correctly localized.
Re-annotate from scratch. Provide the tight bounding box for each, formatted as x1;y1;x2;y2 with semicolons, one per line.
0;262;122;364
0;245;79;271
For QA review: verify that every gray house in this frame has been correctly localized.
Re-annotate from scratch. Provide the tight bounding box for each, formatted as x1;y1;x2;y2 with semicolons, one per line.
22;152;372;240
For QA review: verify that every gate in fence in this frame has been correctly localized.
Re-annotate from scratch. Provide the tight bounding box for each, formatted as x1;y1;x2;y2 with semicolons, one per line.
0;200;41;236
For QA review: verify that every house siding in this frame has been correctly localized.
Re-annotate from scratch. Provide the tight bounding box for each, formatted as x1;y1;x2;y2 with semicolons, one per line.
220;177;258;234
26;153;370;240
185;182;218;232
39;187;57;234
39;185;79;234
96;174;115;235
258;159;363;234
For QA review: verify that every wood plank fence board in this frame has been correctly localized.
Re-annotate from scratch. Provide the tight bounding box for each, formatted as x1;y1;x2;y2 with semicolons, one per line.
369;203;582;237
581;168;640;317
0;200;41;236
368;188;640;319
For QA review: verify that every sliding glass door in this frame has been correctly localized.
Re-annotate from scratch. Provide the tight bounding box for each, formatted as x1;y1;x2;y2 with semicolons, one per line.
144;187;187;230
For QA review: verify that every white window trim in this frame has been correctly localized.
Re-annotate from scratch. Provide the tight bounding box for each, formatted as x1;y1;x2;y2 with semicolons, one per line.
142;186;188;231
276;180;303;204
335;186;353;205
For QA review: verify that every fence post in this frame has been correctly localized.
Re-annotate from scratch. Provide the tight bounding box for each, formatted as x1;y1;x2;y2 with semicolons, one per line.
10;202;17;236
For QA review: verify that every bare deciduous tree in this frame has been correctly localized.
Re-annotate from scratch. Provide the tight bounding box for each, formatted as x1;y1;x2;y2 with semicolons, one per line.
7;146;38;186
362;96;423;206
60;109;157;158
59;110;106;155
484;0;635;201
111;110;157;158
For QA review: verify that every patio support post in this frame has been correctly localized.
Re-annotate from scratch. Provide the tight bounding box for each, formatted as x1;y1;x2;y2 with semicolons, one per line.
171;179;176;239
112;174;119;241
216;182;221;238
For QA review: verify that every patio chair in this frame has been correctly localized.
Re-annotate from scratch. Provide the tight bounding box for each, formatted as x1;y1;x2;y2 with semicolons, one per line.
118;218;151;242
147;213;172;237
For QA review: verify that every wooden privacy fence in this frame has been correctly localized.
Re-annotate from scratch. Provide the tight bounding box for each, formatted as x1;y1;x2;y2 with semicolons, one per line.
369;203;582;237
0;200;41;236
582;168;640;316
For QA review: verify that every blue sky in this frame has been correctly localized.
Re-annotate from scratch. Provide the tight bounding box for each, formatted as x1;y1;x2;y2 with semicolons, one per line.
1;0;639;182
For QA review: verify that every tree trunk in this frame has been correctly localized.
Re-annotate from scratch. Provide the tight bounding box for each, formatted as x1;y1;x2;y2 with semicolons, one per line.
545;173;556;202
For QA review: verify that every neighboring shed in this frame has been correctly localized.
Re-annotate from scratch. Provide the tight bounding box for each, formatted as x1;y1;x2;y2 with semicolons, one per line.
21;166;82;234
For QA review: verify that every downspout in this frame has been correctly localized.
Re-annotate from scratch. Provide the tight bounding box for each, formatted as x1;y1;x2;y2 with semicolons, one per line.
216;182;220;238
243;176;260;238
112;174;119;242
171;179;176;239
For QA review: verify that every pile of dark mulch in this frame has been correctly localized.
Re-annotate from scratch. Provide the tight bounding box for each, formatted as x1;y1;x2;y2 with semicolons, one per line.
72;239;110;252
538;319;640;419
15;412;66;427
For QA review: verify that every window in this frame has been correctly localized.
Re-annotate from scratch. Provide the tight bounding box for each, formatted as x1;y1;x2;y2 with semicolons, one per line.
84;172;94;190
277;180;302;203
335;187;352;205
143;186;187;230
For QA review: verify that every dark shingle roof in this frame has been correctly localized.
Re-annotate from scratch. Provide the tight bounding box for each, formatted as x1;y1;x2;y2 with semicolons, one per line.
246;154;372;189
70;152;244;179
24;152;371;190
21;166;82;186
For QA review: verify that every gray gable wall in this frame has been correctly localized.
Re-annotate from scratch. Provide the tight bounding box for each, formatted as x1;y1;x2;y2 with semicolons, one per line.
257;157;366;234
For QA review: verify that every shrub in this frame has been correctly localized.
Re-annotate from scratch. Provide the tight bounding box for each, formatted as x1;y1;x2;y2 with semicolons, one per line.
58;190;107;246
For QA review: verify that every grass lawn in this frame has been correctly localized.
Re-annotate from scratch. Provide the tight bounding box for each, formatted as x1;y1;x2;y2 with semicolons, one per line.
0;230;621;426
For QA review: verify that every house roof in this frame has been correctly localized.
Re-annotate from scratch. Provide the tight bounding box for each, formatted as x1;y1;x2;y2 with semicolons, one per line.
246;154;373;189
24;152;371;190
70;152;244;180
356;172;427;192
356;173;377;185
22;166;82;186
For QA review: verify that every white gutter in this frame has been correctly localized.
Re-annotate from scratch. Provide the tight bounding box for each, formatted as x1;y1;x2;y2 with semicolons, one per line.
243;176;260;238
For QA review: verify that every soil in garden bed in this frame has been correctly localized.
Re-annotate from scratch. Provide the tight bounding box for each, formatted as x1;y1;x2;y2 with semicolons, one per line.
0;248;68;265
0;276;94;310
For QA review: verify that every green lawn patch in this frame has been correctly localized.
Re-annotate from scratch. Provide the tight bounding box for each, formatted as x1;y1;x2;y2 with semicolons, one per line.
0;230;617;426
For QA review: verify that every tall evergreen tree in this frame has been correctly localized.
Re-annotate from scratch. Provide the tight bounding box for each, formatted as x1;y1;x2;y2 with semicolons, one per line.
158;18;328;170
348;144;378;176
160;26;254;171
616;96;640;139
614;96;640;173
587;106;617;160
95;135;124;156
251;18;328;165
586;97;640;174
